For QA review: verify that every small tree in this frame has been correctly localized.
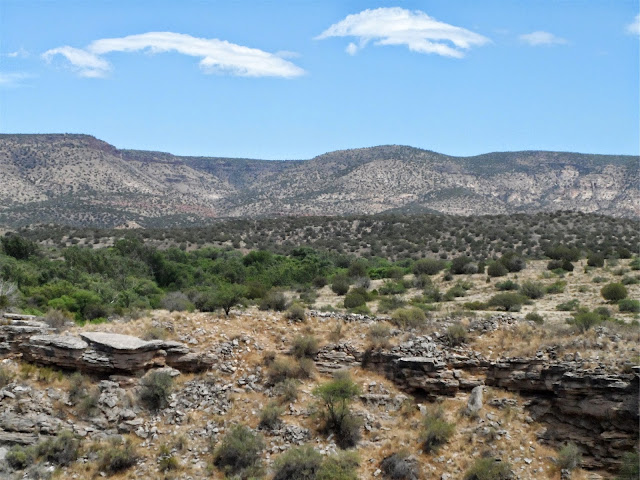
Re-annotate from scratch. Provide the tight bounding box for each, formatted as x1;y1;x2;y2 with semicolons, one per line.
331;274;350;296
313;372;362;448
213;283;246;315
601;283;628;302
213;425;264;479
488;293;527;312
272;445;323;480
139;371;174;411
413;258;445;276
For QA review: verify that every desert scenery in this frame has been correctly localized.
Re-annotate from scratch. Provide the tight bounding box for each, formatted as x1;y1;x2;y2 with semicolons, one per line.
1;1;638;479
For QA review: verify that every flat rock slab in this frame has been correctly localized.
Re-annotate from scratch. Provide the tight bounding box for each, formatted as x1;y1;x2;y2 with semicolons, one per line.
80;332;163;351
29;335;88;350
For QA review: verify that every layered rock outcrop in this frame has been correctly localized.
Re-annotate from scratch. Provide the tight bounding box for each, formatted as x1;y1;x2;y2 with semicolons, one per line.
0;316;215;374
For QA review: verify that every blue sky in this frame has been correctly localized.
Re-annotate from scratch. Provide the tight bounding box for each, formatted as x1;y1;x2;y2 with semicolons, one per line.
1;1;638;159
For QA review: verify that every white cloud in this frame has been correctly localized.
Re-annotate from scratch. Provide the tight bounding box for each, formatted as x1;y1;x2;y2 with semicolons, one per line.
519;31;568;46
0;72;34;87
42;46;111;78
316;7;489;58
626;14;640;35
7;48;30;58
42;32;305;78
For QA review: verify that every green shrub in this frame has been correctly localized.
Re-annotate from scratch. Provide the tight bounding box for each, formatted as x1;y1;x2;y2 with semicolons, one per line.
495;280;519;291
445;323;468;346
487;262;508;277
344;291;367;309
275;378;300;403
139;371;174;411
158;444;179;472
444;284;466;300
525;312;544;324
380;451;419;480
160;291;193;312
570;310;602;332
556;299;580;311
379;281;406;295
98;438;138;475
0;366;13;388
260;290;288;311
331;275;350;296
268;357;312;385
463;301;488;311
313;276;328;288
378;295;406;313
213;425;264;479
413;274;433;289
488;293;527;312
419;408;455;453
519;281;545;299
616;451;640;480
544;280;566;294
587;253;605;267
367;323;391;349
601;283;628;302
6;445;36;470
317;451;359;480
451;256;473;274
286;302;306;322
36;430;79;466
464;457;513;480
313;372;362;448
556;443;582;471
413;258;445;276
259;402;283;430
629;257;640;270
619;299;640;313
272;445;323;480
390;307;427;329
291;335;319;359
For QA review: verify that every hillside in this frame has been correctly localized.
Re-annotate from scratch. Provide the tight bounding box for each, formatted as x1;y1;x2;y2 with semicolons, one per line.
0;134;637;227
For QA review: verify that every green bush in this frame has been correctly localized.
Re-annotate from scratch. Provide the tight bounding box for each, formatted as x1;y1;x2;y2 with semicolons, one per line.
313;372;362;448
260;290;288;311
495;280;519;291
556;299;580;311
378;295;407;313
273;445;323;480
587;253;605;267
274;378;300;403
286;302;306;322
379;281;406;295
317;451;359;480
601;283;628;302
331;274;350;296
488;293;527;312
463;301;488;311
367;322;391;349
259;402;283;430
525;312;544;324
419;408;455;453
390;307;427;329
487;262;508;277
616;451;640;480
450;256;473;275
445;323;468;346
519;281;545;299
291;335;319;359
213;425;264;479
619;299;640;313
380;451;419;480
268;357;312;385
629;257;640;270
556;443;581;471
158;444;179;472
6;444;36;470
98;438;138;475
0;366;13;388
36;430;80;466
139;371;174;411
413;258;445;276
570;310;603;332
464;458;513;480
544;280;566;294
344;291;367;309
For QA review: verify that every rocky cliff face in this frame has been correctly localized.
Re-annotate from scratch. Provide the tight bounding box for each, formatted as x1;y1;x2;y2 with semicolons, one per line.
0;134;637;227
316;315;639;472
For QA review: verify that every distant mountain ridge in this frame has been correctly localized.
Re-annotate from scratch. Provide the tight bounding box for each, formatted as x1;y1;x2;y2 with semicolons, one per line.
0;134;637;227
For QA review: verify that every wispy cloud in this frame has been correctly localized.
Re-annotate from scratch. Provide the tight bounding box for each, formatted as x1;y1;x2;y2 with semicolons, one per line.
626;14;640;35
519;31;568;46
316;7;490;58
0;72;34;87
7;48;30;58
42;32;305;78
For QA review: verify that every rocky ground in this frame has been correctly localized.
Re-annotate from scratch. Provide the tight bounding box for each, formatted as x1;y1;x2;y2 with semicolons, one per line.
0;259;637;479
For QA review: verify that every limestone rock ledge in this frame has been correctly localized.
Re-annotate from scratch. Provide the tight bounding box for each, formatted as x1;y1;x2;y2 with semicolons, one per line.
0;318;214;374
